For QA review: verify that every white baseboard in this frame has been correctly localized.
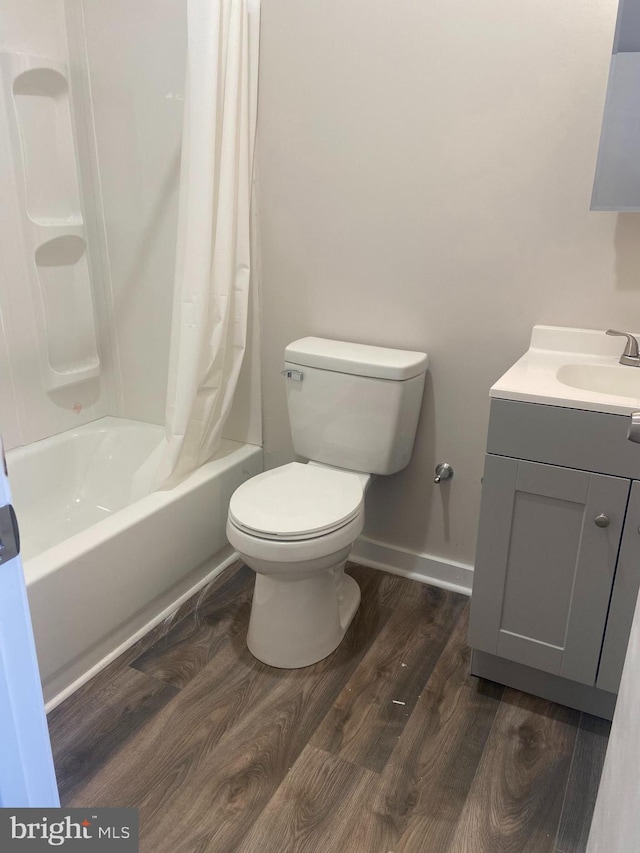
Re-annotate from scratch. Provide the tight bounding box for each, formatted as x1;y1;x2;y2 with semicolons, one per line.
351;536;473;596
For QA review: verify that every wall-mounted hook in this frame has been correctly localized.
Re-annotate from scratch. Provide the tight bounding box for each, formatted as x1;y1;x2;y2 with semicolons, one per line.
434;463;454;484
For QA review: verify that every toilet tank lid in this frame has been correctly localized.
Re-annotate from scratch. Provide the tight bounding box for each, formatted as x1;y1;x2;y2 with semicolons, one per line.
285;337;428;380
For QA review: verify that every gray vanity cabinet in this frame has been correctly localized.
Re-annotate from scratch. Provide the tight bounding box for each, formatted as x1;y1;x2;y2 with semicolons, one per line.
468;398;640;717
468;455;630;686
597;480;640;693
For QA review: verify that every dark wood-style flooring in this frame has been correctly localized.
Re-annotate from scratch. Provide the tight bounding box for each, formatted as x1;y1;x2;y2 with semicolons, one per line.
47;562;610;852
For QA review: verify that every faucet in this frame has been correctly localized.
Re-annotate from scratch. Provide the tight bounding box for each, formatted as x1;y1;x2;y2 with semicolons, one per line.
606;329;640;367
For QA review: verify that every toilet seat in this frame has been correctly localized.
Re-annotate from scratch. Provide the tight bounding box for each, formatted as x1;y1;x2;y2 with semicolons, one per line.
228;462;364;541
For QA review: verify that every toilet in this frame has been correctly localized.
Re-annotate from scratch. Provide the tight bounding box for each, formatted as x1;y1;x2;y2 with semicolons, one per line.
226;337;428;668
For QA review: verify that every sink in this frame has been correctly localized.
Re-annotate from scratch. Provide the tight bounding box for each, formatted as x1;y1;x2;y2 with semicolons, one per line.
490;325;640;415
557;363;640;399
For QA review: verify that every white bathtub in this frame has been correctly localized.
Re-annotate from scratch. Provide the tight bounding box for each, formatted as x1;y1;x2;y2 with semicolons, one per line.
7;417;262;709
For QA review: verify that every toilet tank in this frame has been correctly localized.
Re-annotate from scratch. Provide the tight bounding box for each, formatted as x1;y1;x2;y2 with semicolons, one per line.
283;337;428;475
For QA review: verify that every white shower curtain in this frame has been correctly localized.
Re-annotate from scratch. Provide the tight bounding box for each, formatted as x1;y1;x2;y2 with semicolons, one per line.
136;0;260;492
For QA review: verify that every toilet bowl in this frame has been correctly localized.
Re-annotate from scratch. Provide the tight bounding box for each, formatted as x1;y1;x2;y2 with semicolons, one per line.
226;462;367;667
226;336;428;668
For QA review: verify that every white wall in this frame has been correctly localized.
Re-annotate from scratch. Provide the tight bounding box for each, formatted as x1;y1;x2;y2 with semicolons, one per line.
256;0;640;575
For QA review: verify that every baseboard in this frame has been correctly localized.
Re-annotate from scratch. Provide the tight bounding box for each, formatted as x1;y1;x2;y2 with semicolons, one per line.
351;535;473;596
44;549;240;714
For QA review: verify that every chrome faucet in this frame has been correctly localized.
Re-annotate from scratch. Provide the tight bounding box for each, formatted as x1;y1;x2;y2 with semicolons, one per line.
606;329;640;367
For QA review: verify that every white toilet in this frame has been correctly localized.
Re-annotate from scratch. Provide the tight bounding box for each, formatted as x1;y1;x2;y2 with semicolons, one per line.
226;337;428;668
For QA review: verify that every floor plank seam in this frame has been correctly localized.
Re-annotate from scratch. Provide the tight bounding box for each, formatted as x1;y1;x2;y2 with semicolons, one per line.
553;710;583;852
311;742;386;776
125;663;181;691
440;676;506;852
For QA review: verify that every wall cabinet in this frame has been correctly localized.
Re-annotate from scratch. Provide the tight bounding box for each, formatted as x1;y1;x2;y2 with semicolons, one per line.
591;0;640;210
468;399;640;717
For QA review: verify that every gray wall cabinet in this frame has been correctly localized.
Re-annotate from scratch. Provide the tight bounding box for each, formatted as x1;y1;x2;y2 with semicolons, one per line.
591;0;640;210
468;399;640;717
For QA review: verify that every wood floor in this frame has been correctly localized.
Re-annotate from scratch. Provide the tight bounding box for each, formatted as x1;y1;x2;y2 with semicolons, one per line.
47;562;610;853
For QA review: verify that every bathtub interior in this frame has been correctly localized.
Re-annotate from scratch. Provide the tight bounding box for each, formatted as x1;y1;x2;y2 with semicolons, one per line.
9;417;167;561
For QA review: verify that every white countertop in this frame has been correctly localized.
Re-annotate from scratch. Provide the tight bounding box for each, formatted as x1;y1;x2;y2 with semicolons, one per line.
491;326;640;416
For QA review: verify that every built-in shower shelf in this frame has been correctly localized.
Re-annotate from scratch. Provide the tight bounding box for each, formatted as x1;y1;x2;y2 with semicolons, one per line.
1;51;100;392
28;216;84;228
29;221;85;244
47;362;101;390
35;234;100;390
8;53;82;224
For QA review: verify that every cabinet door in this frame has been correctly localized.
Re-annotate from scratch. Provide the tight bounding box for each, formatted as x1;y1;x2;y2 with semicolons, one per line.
597;480;640;694
468;455;630;686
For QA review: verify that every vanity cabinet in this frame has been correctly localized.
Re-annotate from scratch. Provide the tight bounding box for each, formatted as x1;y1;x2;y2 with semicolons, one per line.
468;398;640;717
597;480;640;693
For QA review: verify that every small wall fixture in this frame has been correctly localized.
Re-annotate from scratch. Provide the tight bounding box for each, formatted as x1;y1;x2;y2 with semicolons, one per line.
434;463;454;484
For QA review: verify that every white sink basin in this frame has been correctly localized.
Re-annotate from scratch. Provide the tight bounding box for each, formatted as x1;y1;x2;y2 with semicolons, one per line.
491;326;640;415
557;363;640;400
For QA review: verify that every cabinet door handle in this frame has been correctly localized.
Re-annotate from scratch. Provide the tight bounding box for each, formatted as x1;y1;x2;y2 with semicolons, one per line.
595;514;610;528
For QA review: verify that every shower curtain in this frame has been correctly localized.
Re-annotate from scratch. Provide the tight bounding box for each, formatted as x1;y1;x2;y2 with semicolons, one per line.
136;0;261;492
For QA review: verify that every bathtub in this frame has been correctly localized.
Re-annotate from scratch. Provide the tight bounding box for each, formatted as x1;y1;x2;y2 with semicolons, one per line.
7;417;262;709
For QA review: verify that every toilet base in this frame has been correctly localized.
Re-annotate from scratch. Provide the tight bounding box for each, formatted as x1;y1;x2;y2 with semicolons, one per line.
247;563;361;668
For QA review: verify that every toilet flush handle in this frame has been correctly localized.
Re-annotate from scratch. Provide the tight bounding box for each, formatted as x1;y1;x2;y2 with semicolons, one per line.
281;369;304;381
